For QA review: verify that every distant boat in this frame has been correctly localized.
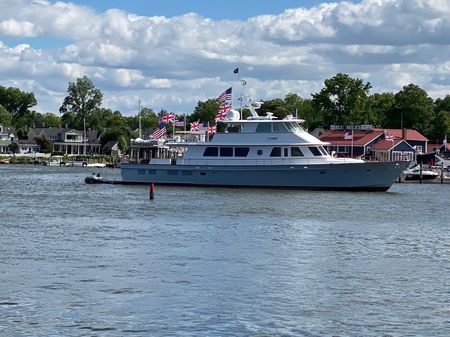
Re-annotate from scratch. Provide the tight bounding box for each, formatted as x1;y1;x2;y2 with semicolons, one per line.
403;164;439;181
120;102;409;191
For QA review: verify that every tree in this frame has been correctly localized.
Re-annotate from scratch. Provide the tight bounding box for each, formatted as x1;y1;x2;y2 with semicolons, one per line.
0;104;12;127
387;84;434;134
366;92;395;127
0;86;37;121
189;99;220;126
434;95;450;113
428;110;450;143
59;76;103;130
35;136;53;153
311;73;372;127
40;112;61;127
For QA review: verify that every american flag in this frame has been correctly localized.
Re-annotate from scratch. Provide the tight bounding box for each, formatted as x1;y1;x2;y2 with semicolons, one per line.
160;113;175;124
217;87;232;103
198;122;209;131
208;125;217;133
151;122;166;139
174;115;185;127
190;121;200;131
215;110;228;122
385;131;395;142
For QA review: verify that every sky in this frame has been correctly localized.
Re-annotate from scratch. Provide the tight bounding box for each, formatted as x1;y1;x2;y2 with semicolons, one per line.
0;0;449;116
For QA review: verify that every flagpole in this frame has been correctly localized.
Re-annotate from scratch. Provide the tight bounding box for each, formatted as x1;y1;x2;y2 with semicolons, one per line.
351;129;354;158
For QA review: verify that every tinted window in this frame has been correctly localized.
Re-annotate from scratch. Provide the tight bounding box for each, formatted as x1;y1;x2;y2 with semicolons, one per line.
235;147;249;157
256;123;271;133
270;147;282;157
272;123;288;132
284;148;288;157
220;147;233;157
308;147;322;156
203;147;218;156
291;147;304;156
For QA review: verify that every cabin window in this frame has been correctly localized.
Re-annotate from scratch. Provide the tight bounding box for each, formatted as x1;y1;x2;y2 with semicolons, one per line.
308;147;322;156
272;123;288;133
227;126;240;133
235;147;249;157
220;147;233;157
284;148;289;157
203;147;218;156
167;170;179;176
270;147;282;157
148;169;157;175
256;123;272;133
182;170;193;176
138;169;146;175
318;146;328;155
291;147;304;157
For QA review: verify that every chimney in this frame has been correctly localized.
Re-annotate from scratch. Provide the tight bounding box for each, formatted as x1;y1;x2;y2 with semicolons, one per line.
402;128;407;139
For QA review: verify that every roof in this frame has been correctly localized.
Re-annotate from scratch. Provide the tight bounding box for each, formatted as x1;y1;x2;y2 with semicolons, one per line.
371;139;405;151
319;128;428;145
374;128;428;141
319;130;385;146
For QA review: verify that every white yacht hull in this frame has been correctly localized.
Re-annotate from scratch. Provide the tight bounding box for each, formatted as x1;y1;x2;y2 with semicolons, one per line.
120;161;409;191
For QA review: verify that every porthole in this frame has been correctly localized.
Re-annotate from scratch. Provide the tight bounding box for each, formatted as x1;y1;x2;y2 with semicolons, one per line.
257;149;263;155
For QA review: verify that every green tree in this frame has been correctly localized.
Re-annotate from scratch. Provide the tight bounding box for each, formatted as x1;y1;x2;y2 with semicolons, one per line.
0;104;12;127
35;135;53;153
40;112;61;127
311;73;372;127
259;98;289;119
282;94;322;130
428;110;450;143
366;92;395;127
387;84;434;134
117;135;129;153
0;86;37;121
59;76;103;130
189;99;220;126
434;95;450;113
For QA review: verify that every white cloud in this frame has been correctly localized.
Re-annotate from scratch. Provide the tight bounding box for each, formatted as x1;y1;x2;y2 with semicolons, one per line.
0;0;449;115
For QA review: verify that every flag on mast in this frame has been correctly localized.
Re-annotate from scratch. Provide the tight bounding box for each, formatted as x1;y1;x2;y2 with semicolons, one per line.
151;122;166;139
217;88;232;103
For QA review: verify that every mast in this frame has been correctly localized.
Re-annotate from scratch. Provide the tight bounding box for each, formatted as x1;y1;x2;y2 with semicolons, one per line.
138;100;142;139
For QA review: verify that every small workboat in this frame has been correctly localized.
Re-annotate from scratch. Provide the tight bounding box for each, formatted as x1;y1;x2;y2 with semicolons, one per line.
84;173;104;184
403;164;439;181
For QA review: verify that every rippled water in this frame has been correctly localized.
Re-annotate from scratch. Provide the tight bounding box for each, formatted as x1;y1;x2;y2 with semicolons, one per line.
1;165;450;336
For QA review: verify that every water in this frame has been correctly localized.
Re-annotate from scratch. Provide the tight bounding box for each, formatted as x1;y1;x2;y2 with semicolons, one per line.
1;165;450;336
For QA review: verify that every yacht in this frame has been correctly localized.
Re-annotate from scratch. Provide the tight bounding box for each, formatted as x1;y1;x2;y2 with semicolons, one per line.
120;103;409;191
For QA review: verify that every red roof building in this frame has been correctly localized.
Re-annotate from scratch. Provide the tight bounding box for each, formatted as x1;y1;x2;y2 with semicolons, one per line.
319;127;428;162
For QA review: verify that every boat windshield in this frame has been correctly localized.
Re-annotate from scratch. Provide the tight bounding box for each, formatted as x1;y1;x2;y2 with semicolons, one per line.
285;122;304;133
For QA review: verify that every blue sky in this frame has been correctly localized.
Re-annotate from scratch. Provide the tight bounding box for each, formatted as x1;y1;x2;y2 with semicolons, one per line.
70;0;345;20
0;0;449;116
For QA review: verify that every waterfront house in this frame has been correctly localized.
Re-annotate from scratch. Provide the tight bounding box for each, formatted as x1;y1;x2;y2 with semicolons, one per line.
27;127;101;155
319;126;428;161
0;124;17;153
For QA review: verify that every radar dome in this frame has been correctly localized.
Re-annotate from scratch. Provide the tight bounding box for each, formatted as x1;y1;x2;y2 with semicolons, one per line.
227;109;240;121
